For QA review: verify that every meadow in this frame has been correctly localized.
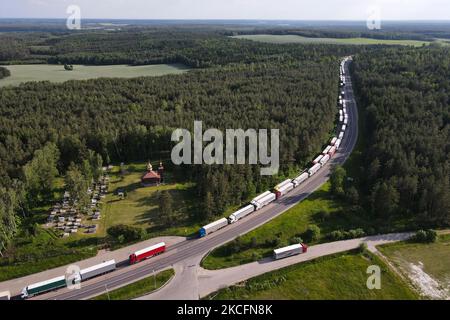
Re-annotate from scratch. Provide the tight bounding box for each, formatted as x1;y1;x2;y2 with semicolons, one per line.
232;34;431;47
207;250;419;300
0;63;190;87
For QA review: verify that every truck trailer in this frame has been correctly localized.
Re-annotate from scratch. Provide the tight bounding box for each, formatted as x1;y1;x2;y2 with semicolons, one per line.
199;218;228;237
251;191;276;210
320;154;330;166
292;172;309;187
312;154;324;164
22;275;67;298
79;260;116;281
228;205;255;224
308;163;321;176
129;242;166;264
0;291;10;300
273;243;308;260
274;180;294;199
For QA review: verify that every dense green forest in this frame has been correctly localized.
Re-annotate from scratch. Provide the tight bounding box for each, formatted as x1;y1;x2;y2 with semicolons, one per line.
352;46;450;227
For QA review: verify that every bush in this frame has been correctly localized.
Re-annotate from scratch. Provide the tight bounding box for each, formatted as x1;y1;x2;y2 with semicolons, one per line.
303;225;321;242
289;237;303;245
413;229;437;243
329;230;345;241
328;229;365;241
315;210;330;222
359;242;368;253
107;224;146;243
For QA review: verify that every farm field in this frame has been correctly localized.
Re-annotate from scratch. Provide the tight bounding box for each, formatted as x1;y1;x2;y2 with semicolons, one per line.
207;250;419;300
0;63;190;87
92;269;174;300
378;234;450;299
232;34;431;46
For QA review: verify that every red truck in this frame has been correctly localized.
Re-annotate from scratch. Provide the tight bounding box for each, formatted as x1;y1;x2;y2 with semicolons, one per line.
129;242;166;264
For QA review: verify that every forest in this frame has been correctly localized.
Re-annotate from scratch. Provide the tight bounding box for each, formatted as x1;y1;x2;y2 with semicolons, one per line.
352;46;450;227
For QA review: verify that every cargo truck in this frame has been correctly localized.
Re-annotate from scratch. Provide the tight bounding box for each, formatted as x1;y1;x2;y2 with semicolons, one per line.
292;172;309;188
0;291;10;300
273;243;308;260
320;154;330;166
274;180;294;199
22;275;67;298
228;204;255;224
308;163;321;176
79;260;116;281
251;191;276;210
129;242;166;264
330;137;338;146
339;131;344;140
312;154;324;164
335;138;342;149
322;146;332;155
199;218;228;238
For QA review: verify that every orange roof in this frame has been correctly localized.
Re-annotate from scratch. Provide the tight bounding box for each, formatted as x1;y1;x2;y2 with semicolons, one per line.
142;171;161;180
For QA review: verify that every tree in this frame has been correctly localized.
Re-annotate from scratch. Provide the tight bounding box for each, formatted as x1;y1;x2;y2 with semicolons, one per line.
23;143;60;206
64;64;74;71
203;192;214;221
330;165;346;197
107;224;145;243
345;186;359;205
158;190;174;226
304;225;321;242
0;187;20;256
370;182;399;218
65;163;90;212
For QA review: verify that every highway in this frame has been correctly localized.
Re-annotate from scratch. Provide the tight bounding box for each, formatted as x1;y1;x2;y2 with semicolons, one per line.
30;57;358;300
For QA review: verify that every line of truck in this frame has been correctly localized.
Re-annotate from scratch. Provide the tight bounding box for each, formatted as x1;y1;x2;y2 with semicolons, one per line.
198;56;351;240
19;242;166;299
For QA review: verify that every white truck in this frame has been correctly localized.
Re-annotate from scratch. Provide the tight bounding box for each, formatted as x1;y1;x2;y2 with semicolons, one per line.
78;260;116;282
274;179;294;199
320;154;330;166
335;138;342;149
330;137;338;146
308;163;322;176
292;172;309;188
199;218;229;237
339;131;344;140
273;243;308;260
322;145;332;155
0;291;10;300
228;204;255;224
251;191;276;210
312;154;324;164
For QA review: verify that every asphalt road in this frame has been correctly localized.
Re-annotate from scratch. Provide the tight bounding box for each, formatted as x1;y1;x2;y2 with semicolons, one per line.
32;58;358;300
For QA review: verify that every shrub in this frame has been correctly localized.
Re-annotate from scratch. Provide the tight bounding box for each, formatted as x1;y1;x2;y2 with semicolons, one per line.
413;229;437;243
107;224;146;243
303;225;321;242
289;237;303;245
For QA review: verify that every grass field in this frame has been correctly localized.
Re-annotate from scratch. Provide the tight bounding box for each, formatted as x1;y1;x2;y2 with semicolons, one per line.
99;162;201;239
207;250;419;300
93;269;174;300
0;63;190;87
232;34;431;47
378;234;450;299
202;182;375;270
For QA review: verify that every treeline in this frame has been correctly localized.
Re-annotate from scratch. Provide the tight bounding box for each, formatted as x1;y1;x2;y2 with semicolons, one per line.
0;67;10;79
352;46;450;227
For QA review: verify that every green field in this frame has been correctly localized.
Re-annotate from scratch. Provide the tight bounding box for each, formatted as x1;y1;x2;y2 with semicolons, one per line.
202;182;374;270
0;63;190;87
379;234;450;299
93;269;174;300
232;34;431;47
207;250;419;300
99;162;200;238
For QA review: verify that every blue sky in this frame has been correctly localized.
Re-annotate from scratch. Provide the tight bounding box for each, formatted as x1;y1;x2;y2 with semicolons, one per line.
0;0;449;20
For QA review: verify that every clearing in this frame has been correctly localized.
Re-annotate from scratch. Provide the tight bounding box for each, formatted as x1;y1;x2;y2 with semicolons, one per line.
0;63;190;87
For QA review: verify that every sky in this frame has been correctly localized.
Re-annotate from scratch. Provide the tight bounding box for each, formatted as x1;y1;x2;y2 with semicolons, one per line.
0;0;449;20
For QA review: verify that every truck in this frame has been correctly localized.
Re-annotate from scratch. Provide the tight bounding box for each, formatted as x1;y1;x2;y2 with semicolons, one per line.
335;138;342;149
312;154;324;164
22;275;67;299
328;146;337;157
0;291;10;300
292;172;309;187
273;243;308;260
199;218;228;238
343;118;348;125
79;260;116;281
228;205;255;224
339;131;344;140
308;163;321;176
330;137;338;146
129;242;166;264
322;145;332;155
339;115;344;123
342;124;347;132
320;154;330;166
251;191;276;210
274;180;294;199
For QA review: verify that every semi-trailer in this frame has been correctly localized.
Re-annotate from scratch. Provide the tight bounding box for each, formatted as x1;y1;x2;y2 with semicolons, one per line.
22;275;67;298
343;118;348;125
199;218;229;238
322;145;332;155
330;137;338;146
129;242;166;264
228;204;255;224
79;260;116;281
273;243;308;260
312;154;324;164
292;172;309;187
274;179;293;192
328;146;337;157
274;180;294;199
308;163;321;176
320;154;330;166
339;131;344;140
342;124;347;131
335;138;342;149
339;115;344;123
251;191;276;210
0;291;10;300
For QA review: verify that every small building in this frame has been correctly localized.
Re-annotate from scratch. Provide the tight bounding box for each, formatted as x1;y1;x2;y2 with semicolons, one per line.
141;162;162;186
